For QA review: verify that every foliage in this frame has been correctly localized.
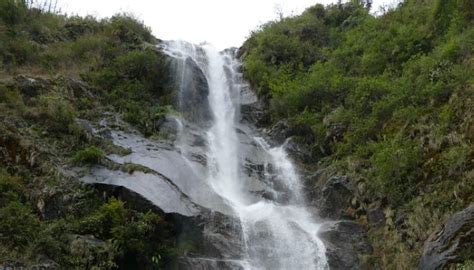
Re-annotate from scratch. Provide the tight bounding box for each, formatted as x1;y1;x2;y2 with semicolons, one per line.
0;201;40;247
86;49;171;136
75;198;175;268
242;0;473;267
37;95;76;133
73;146;105;165
0;0;172;136
0;0;28;26
0;3;176;267
0;167;176;269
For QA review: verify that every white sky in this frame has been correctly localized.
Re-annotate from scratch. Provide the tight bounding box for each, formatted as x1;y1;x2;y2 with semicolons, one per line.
58;0;396;49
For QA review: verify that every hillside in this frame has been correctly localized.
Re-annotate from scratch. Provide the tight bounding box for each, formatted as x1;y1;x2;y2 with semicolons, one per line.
240;0;473;268
0;1;177;268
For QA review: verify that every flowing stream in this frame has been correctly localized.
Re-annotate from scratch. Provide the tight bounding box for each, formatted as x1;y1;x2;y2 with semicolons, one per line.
162;41;328;269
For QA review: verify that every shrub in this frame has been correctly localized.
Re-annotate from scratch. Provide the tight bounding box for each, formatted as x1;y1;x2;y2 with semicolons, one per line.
7;37;40;66
0;201;39;247
111;211;175;268
73;146;105;165
368;138;422;204
440;144;470;176
107;14;153;44
0;0;27;25
38;96;76;133
0;84;24;110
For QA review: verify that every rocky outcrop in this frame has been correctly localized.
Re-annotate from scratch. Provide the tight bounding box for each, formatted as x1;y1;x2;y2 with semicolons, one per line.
14;75;51;98
367;202;385;228
264;120;325;164
418;204;474;269
59;76;95;99
283;137;313;163
155;115;182;141
239;84;265;125
319;220;373;270
309;174;375;268
312;175;355;219
266;120;292;145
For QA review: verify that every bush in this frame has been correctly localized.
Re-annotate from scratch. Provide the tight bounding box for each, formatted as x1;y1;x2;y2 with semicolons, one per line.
73;146;105;165
7;37;40;65
85;49;170;135
368;138;422;204
38;96;76;133
0;169;25;206
73;197;175;268
0;201;39;247
0;0;27;25
0;84;24;110
107;14;153;44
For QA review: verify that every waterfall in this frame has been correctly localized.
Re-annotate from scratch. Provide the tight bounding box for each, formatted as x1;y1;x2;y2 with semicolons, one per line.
162;40;328;269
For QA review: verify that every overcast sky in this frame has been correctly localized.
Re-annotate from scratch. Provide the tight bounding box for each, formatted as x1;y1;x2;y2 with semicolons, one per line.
57;0;397;49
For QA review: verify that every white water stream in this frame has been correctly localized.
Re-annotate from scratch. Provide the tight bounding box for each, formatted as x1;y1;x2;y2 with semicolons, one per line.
163;41;328;269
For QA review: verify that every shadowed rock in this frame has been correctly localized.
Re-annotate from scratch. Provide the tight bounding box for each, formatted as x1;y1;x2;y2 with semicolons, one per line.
313;176;355;219
418;204;474;269
319;220;373;270
174;56;212;124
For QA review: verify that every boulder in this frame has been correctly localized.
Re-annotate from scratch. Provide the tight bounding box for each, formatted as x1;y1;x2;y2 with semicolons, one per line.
266;120;292;145
155;115;182;141
62;77;94;99
418;204;474;269
325;122;346;143
283;137;313;163
313;176;355;219
367;203;385;228
14;75;50;98
319;220;373;270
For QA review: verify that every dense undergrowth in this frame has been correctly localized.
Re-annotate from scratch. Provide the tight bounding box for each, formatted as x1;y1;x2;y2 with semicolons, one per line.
241;0;473;267
0;0;176;268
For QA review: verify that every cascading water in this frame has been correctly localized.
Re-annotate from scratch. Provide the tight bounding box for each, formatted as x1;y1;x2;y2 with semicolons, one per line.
162;40;328;269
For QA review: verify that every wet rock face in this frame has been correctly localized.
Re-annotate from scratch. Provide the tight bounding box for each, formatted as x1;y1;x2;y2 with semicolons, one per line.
177;57;212;124
266;120;292;145
168;209;246;270
418;204;474;270
155;115;181;141
283;137;313;164
319;221;373;270
239;84;265;125
313;176;355;219
264;120;323;164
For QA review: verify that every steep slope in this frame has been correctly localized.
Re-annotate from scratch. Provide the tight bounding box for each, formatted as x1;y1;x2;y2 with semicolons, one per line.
0;1;177;268
240;0;473;268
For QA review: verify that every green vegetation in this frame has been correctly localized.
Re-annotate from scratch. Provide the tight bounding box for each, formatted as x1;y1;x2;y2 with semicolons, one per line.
0;0;172;135
73;146;105;165
0;0;176;268
242;0;473;267
0;168;175;268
